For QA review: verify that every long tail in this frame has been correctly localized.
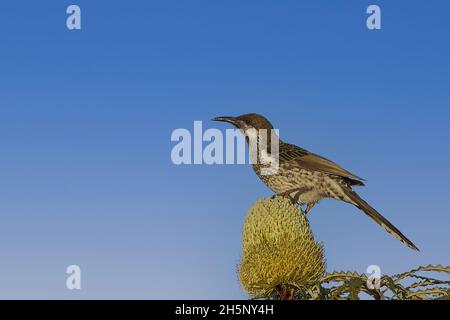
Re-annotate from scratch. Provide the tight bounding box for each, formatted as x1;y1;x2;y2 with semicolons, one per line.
342;188;419;251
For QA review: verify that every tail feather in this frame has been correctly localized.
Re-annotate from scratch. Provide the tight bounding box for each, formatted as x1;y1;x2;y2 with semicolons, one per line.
343;189;419;251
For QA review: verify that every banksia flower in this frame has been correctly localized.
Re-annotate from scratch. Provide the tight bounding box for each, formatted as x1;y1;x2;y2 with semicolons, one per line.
239;197;326;299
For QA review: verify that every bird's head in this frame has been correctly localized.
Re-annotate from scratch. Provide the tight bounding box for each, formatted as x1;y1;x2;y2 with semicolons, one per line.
212;113;274;139
213;113;279;171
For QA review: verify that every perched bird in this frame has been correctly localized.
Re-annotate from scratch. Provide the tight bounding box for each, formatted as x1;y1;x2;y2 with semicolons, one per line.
213;113;419;251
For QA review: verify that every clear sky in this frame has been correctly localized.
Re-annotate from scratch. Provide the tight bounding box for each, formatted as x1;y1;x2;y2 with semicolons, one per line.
0;1;449;299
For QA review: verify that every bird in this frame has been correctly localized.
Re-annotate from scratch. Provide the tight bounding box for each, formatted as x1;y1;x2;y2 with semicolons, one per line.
212;113;419;251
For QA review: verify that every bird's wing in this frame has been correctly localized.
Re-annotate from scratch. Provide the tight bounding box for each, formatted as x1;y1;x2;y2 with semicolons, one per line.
279;143;365;184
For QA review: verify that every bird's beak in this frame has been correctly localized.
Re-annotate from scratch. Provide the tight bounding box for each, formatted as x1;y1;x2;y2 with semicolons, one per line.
211;116;238;125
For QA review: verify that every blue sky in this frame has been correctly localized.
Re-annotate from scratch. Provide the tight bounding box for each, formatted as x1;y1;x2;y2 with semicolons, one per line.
0;1;449;299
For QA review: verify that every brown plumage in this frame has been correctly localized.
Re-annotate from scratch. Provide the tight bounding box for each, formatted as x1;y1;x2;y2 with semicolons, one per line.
213;113;419;251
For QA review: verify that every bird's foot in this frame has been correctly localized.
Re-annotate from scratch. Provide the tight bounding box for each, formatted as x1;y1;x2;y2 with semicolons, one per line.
272;193;296;205
277;190;294;198
305;203;315;215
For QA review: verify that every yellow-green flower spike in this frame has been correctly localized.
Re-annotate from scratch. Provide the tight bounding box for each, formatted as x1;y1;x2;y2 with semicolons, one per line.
239;197;326;298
